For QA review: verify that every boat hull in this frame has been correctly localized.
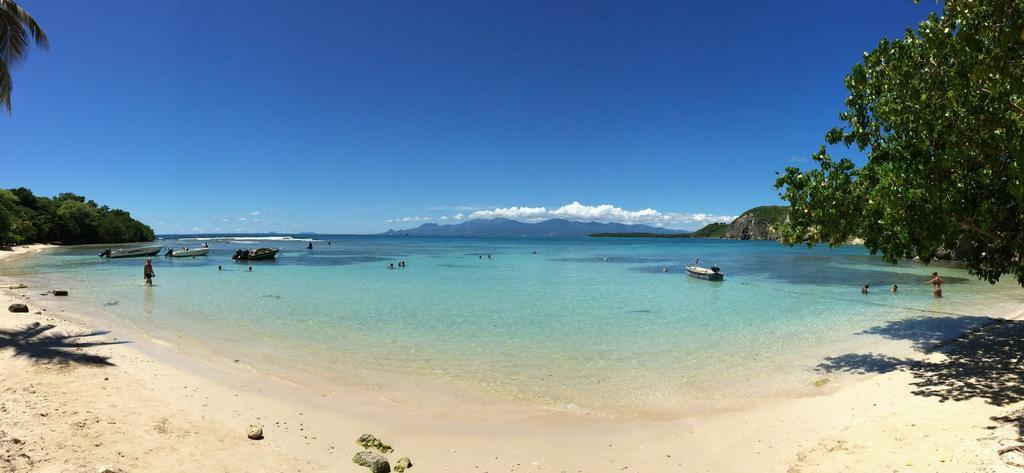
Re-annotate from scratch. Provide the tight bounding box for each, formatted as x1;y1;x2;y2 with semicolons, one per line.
105;245;165;258
685;265;724;281
233;248;279;261
167;248;209;257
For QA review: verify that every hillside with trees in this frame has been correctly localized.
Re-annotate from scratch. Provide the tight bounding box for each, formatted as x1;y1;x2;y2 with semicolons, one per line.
0;188;155;246
687;206;790;240
686;222;729;238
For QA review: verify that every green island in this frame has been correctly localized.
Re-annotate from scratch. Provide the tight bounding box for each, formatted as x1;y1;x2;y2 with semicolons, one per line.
589;232;691;238
589;205;790;240
0;188;155;246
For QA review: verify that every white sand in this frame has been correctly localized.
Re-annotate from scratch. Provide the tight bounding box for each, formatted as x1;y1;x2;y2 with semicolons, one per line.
3;243;1024;472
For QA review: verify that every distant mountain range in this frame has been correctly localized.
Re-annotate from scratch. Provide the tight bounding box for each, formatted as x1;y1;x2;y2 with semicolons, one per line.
381;218;688;238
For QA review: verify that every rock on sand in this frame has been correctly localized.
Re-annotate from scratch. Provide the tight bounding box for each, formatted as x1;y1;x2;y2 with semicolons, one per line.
353;450;390;473
247;425;264;440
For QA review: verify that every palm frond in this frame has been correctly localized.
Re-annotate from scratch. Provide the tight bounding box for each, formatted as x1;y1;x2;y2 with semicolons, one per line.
0;57;11;113
0;0;47;113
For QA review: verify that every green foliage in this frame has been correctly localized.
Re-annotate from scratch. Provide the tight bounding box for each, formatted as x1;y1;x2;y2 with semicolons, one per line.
775;0;1024;285
739;206;790;223
0;188;154;245
0;0;48;113
688;222;730;238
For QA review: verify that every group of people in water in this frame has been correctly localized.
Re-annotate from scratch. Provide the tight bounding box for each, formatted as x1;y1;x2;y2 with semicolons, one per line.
216;264;252;272
861;272;945;298
306;241;331;250
144;244;951;300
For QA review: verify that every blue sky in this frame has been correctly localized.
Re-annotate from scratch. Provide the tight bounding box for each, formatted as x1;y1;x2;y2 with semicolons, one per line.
2;0;937;233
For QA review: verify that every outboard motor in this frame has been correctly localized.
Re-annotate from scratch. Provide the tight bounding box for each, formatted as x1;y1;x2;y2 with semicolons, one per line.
165;249;174;257
233;249;245;260
99;249;111;258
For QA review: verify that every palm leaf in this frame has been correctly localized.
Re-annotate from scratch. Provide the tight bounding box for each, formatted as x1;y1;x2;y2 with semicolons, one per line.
0;0;48;113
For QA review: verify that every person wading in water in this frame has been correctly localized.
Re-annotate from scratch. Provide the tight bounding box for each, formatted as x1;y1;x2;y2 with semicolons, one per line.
144;258;155;286
924;272;944;298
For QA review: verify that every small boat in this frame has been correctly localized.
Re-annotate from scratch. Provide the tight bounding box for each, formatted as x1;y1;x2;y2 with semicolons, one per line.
685;265;724;281
99;244;165;258
166;247;210;258
232;247;279;261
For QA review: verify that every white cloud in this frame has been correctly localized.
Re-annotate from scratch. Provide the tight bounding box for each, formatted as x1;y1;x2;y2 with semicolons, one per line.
467;201;735;228
237;217;247;222
250;211;262;216
386;216;435;224
390;201;736;229
469;206;549;221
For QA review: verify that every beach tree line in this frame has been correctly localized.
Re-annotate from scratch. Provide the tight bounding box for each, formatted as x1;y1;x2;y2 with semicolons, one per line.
0;188;155;246
775;1;1024;285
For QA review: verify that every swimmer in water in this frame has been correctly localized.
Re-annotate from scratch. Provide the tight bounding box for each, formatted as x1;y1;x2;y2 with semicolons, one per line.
144;258;155;285
861;283;869;294
924;272;944;298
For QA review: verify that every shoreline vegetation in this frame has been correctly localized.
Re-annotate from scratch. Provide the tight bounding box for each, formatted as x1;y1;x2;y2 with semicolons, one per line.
0;188;155;247
4;245;1024;471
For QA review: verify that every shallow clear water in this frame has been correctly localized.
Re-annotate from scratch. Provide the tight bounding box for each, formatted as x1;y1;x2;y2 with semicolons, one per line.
4;236;1022;418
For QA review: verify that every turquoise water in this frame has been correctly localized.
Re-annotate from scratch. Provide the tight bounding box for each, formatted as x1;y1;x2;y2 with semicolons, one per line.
4;236;1022;418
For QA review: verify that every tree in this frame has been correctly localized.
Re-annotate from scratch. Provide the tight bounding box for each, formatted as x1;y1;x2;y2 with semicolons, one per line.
0;189;15;245
1;0;48;113
775;0;1024;285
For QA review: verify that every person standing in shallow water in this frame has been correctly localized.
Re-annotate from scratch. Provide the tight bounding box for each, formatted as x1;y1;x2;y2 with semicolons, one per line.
144;258;155;286
924;272;944;298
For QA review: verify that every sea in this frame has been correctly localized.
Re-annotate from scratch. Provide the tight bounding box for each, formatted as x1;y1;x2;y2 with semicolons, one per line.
3;235;1022;419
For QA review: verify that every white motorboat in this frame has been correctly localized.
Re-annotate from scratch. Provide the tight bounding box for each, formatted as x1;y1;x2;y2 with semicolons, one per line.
685;264;724;281
99;244;165;258
166;247;210;258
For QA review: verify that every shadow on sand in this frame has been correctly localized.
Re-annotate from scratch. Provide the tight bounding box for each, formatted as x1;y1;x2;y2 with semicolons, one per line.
0;322;126;366
818;316;1024;407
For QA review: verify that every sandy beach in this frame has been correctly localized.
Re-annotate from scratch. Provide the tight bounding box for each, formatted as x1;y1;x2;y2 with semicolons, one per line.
3;244;1024;472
